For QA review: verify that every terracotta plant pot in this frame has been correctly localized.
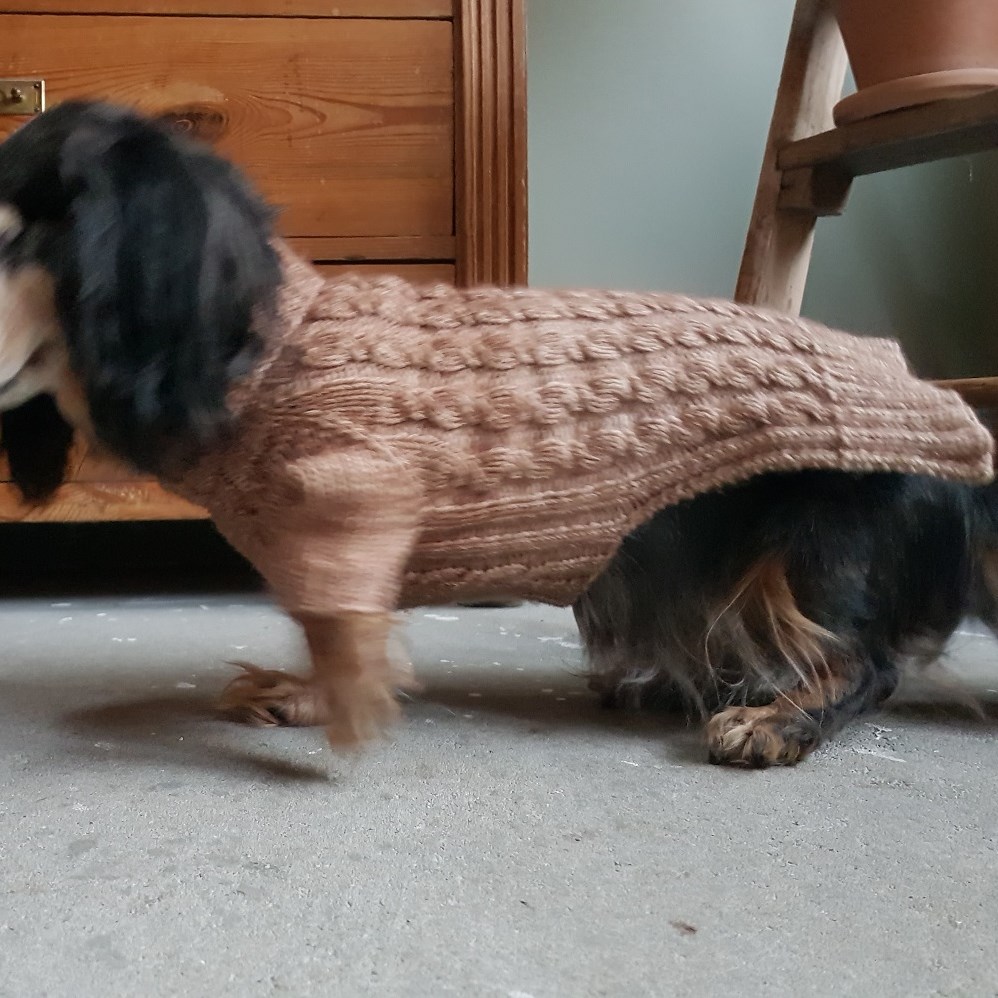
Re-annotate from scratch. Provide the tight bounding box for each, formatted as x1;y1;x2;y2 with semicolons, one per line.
833;0;998;125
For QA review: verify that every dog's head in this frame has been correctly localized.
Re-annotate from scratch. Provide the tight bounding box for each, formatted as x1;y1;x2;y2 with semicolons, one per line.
0;100;281;497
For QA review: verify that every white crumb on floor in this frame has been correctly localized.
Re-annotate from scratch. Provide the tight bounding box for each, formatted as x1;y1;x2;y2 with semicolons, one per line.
853;747;906;763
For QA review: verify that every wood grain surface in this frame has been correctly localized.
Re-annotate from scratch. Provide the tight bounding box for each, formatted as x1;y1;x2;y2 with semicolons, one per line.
0;484;206;522
0;14;454;238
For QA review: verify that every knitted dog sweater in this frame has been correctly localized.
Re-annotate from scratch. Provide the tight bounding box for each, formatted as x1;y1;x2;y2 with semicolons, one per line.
173;243;994;616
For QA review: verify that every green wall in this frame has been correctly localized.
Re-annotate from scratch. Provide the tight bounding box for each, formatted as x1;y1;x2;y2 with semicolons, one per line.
526;0;998;378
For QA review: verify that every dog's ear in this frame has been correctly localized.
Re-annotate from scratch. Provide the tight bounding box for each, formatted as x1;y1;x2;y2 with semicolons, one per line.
0;393;74;503
23;102;281;475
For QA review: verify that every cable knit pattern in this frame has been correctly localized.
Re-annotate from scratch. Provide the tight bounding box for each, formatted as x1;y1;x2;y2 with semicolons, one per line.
172;242;995;615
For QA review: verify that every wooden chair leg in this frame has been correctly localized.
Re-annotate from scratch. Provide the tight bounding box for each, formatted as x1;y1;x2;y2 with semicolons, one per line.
735;0;848;314
932;378;998;409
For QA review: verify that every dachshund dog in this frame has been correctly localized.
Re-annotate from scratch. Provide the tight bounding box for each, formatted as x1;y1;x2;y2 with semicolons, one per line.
1;100;996;767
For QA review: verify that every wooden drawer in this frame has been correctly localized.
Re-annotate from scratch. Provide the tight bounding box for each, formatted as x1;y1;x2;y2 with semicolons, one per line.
0;13;453;241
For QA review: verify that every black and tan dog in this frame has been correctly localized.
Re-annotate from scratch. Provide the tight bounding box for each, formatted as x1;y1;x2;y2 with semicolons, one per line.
1;100;997;767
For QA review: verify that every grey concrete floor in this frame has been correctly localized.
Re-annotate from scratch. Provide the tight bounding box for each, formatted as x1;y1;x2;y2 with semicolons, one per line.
1;586;998;997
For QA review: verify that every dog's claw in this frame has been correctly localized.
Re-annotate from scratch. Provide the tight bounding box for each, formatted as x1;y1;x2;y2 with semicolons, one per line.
219;662;330;727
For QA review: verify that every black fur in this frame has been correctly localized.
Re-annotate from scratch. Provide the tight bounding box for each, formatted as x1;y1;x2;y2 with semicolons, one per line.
576;470;998;764
0;101;281;475
0;394;74;502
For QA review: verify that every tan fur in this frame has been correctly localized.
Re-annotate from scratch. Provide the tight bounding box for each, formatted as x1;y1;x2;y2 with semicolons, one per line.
707;704;805;766
0;264;66;410
727;556;837;689
53;372;94;439
707;672;853;766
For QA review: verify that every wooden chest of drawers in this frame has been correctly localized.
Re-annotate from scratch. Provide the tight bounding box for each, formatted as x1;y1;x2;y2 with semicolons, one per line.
0;0;526;521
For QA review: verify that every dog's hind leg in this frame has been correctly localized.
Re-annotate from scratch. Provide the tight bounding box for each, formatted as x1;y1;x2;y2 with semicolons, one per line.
704;473;977;767
578;472;964;767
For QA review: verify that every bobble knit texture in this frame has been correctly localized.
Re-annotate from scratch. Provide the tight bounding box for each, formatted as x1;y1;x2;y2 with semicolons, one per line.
174;243;994;616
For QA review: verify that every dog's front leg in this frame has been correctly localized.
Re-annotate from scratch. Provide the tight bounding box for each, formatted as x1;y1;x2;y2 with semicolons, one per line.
216;448;421;748
294;610;404;746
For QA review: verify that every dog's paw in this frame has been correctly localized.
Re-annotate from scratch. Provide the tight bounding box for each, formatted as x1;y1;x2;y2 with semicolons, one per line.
706;704;820;768
219;662;329;727
323;674;402;748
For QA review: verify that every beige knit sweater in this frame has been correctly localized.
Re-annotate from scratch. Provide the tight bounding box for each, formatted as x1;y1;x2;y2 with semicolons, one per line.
173;243;994;616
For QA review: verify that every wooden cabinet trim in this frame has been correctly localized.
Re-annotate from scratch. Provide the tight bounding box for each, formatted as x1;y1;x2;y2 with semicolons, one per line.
455;0;527;286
